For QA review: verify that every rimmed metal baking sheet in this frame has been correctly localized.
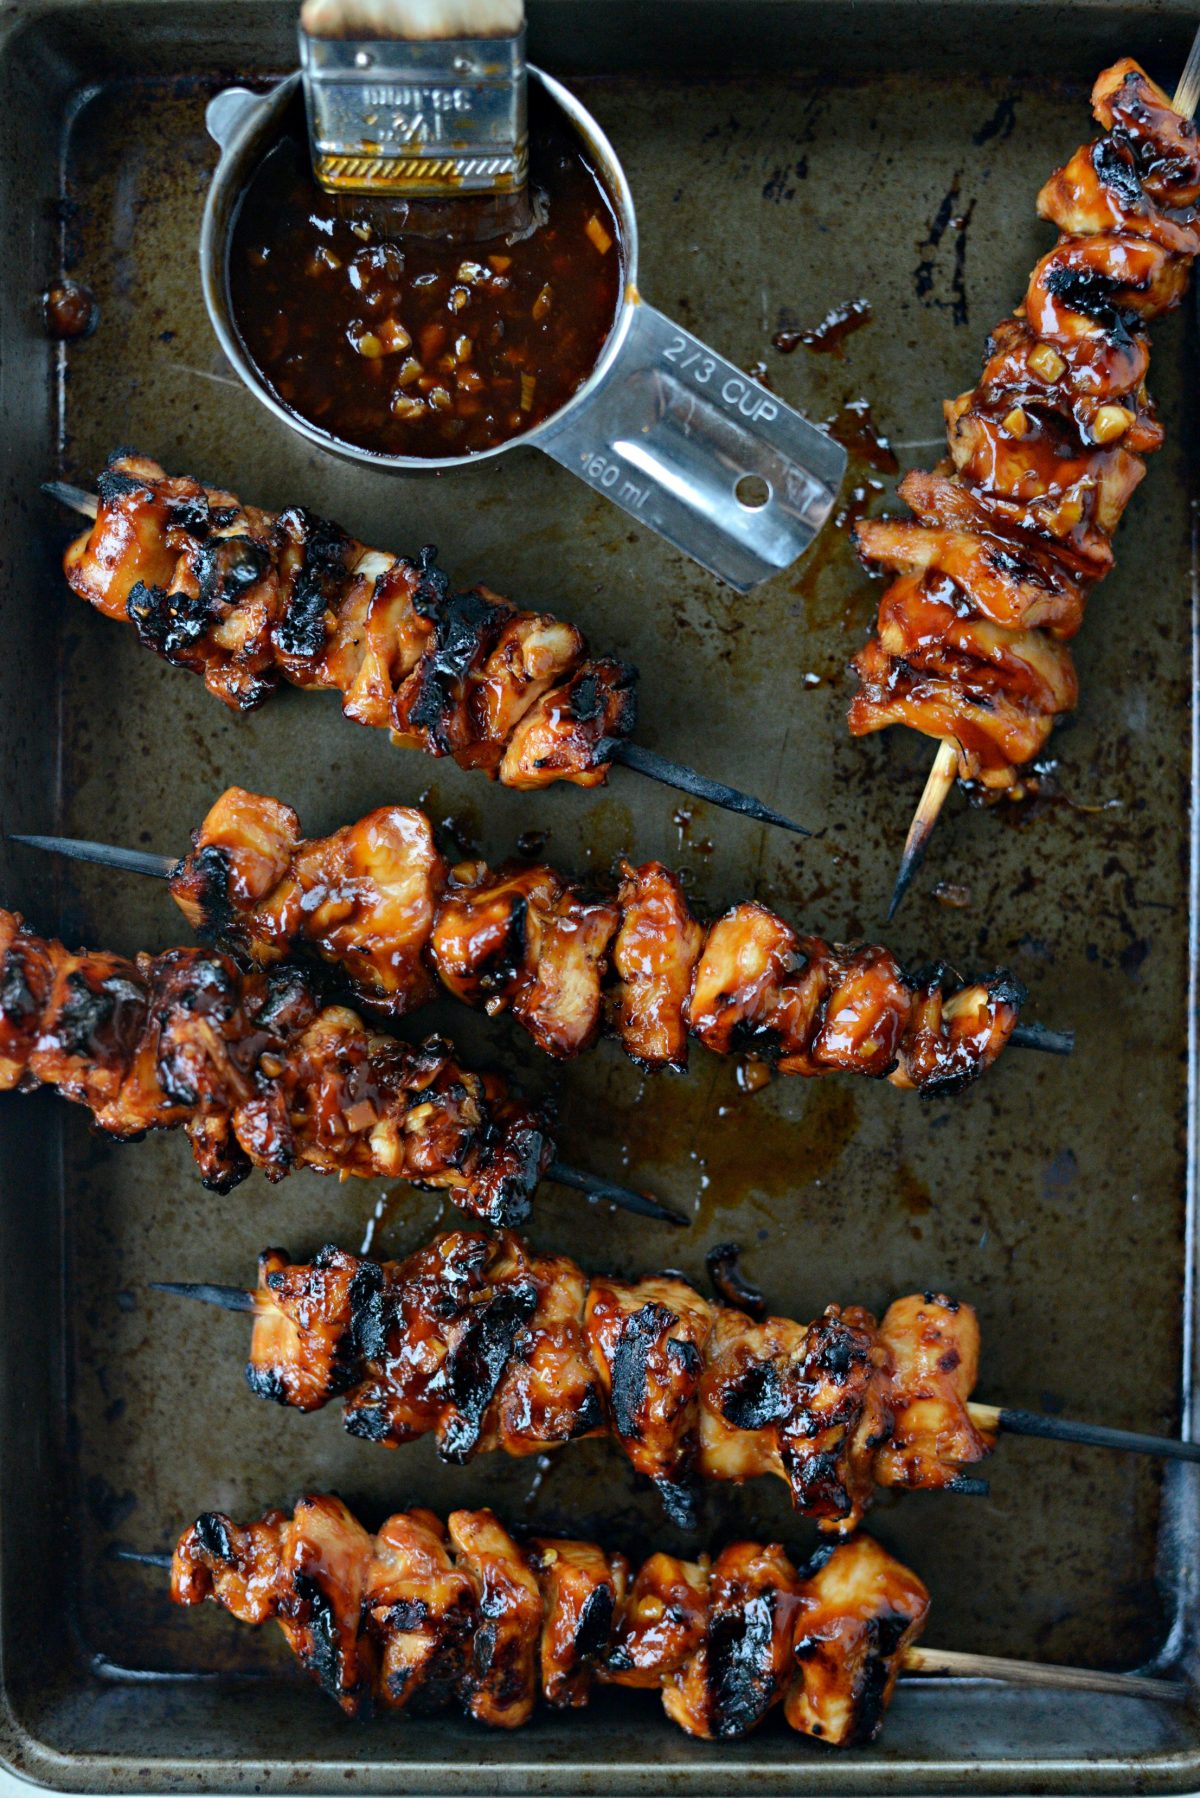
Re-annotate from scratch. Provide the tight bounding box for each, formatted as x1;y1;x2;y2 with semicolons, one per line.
0;0;1198;1789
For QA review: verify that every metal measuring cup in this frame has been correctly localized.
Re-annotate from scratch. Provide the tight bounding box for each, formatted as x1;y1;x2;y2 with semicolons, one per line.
201;70;847;592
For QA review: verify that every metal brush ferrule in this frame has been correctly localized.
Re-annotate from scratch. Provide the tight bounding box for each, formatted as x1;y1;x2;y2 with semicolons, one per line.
299;27;527;198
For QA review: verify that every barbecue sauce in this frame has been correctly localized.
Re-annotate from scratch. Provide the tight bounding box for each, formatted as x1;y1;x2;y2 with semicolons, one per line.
227;95;621;458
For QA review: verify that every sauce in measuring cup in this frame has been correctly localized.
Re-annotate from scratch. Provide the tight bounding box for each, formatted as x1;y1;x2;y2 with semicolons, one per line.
226;95;622;458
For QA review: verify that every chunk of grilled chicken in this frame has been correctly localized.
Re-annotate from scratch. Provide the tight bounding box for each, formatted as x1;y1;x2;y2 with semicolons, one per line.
171;1492;929;1745
171;786;1026;1093
850;60;1200;789
62;454;637;788
235;1229;995;1531
0;908;550;1220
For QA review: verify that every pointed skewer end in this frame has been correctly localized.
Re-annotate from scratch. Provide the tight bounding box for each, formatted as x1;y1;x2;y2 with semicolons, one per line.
111;1545;173;1570
8;833;176;880
43;480;99;519
149;1281;259;1313
1009;1022;1075;1057
611;741;811;840
888;738;959;919
547;1158;688;1227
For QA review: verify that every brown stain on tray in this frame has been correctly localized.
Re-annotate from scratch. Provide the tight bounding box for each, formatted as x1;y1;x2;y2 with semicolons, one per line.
563;1061;860;1228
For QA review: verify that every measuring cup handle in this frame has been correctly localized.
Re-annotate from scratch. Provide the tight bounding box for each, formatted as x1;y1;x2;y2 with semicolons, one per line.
206;87;265;151
536;301;847;591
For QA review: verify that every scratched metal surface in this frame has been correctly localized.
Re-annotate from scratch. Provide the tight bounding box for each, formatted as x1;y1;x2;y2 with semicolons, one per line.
0;0;1198;1790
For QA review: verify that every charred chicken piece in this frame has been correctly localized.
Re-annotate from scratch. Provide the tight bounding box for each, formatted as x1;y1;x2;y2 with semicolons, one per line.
238;1228;996;1531
63;455;636;788
171;1492;930;1745
169;786;1027;1093
850;60;1200;790
0;907;550;1221
787;1533;930;1745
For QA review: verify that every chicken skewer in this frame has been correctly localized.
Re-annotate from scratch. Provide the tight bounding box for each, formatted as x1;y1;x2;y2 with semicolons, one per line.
116;1494;1185;1743
849;53;1200;915
45;465;805;836
0;907;682;1224
152;1227;1200;1534
12;785;1073;1094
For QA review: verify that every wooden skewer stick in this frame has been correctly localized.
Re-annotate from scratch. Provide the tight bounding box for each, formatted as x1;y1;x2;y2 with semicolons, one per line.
41;483;807;838
887;737;959;922
7;831;1075;1063
969;1402;1200;1465
109;1545;1187;1702
149;1282;265;1313
888;32;1200;919
901;1646;1187;1702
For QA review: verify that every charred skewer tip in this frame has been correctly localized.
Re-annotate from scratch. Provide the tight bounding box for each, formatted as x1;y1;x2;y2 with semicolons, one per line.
610;741;811;837
43;480;98;519
887;738;958;921
547;1159;688;1226
149;1281;260;1313
8;833;176;880
1008;1022;1073;1056
972;1402;1200;1466
111;1546;173;1569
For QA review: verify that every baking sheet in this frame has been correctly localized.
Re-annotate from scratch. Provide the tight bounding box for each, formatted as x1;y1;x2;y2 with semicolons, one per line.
0;0;1197;1790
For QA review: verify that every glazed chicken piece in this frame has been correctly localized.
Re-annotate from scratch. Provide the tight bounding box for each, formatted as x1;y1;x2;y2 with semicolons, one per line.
174;1494;376;1716
854;514;1087;637
606;860;704;1069
498;657;638;790
891;966;1026;1095
0;908;550;1220
432;861;620;1056
685;904;924;1083
787;1534;930;1746
171;1505;290;1625
584;1272;717;1521
365;1508;475;1713
603;1552;710;1689
334;1230;604;1459
530;1536;629;1708
166;785;1028;1092
446;1509;545;1728
171;785;446;1015
63;454;637;787
696;1306;890;1531
873;1292;995;1490
171;1495;931;1746
664;1542;803;1740
850;61;1200;790
237;1228;994;1531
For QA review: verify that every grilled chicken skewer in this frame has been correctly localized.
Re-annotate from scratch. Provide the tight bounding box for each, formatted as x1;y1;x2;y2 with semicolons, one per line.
13;785;1073;1095
161;1226;1200;1534
848;57;1200;914
155;1230;999;1531
118;1496;1184;1742
160;1257;1200;1487
0;907;681;1224
46;463;805;836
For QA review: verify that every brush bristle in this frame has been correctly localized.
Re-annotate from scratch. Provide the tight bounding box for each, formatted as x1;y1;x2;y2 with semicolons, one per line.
301;0;523;38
